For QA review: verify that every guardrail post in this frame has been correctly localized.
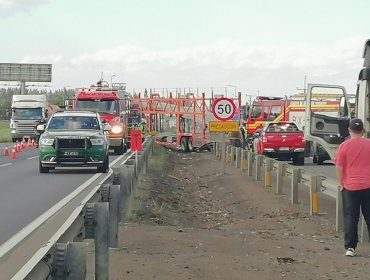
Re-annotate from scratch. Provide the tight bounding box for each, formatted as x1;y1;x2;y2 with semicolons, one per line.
291;168;301;204
254;155;262;181
84;203;95;239
235;147;241;168
109;184;120;248
336;187;343;232
276;162;285;195
247;151;253;177
119;165;130;222
142;148;147;175
95;202;109;280
241;149;247;172
227;145;231;163
52;242;86;280
264;157;273;189
310;175;320;215
231;146;236;165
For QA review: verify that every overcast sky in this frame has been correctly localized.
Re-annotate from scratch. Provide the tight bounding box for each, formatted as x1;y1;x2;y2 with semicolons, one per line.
0;0;369;100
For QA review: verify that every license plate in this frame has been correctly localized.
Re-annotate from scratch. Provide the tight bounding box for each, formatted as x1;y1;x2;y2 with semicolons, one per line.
64;151;79;156
279;147;289;151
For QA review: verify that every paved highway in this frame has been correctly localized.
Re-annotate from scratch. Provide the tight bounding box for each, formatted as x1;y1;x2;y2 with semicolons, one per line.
0;143;119;246
0;142;337;248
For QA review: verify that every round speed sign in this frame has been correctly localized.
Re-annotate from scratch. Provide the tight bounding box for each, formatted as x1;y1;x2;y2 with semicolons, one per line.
212;97;236;121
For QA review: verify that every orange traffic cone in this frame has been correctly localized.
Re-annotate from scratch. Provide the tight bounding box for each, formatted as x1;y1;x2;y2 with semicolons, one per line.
10;146;16;159
4;145;9;156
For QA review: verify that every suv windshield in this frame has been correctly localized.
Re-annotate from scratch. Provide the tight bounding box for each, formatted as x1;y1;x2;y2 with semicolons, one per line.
48;116;100;130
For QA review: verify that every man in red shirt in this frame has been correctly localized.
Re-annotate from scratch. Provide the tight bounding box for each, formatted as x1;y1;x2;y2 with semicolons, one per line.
335;118;370;257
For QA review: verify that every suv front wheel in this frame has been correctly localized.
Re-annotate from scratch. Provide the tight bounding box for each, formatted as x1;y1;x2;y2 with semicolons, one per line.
39;161;50;173
97;155;109;173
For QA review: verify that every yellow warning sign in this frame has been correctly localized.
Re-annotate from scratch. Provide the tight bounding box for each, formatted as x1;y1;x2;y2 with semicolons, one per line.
209;121;239;133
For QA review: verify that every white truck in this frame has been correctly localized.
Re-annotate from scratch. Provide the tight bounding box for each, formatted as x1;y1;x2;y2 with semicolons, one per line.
304;39;370;159
10;95;52;142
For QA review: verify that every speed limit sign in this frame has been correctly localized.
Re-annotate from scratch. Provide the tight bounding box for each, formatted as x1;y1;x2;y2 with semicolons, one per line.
212;97;236;121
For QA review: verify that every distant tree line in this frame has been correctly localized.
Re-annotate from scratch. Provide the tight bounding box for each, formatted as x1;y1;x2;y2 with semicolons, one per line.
0;87;75;120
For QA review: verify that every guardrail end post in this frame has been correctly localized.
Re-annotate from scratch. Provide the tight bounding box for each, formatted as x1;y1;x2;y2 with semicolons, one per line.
109;184;120;248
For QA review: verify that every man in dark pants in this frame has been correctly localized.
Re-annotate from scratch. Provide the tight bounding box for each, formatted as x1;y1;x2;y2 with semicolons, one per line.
334;118;370;257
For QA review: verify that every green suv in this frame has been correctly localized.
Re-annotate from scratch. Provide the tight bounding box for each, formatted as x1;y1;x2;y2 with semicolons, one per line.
37;111;111;173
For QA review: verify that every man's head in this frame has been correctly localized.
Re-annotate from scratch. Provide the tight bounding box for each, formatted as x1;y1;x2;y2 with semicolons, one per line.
349;118;364;135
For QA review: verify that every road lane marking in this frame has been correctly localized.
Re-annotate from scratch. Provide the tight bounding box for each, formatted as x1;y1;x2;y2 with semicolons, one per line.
0;154;124;263
0;163;13;168
27;156;39;160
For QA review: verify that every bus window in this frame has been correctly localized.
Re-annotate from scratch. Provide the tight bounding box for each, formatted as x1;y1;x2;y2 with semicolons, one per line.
250;105;262;120
268;105;282;121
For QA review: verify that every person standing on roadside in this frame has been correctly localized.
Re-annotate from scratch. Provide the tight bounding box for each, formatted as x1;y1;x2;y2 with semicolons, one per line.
334;118;370;257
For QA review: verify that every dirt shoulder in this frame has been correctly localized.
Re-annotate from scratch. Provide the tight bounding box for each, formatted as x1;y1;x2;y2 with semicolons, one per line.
110;145;370;280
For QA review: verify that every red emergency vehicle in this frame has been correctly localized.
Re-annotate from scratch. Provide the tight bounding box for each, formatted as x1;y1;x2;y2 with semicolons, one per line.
246;96;340;136
69;81;129;155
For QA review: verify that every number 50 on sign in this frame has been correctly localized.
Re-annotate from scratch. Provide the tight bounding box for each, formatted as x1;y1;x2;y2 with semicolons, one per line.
211;97;236;121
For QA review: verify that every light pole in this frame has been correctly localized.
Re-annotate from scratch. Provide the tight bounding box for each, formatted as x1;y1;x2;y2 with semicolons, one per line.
110;75;116;88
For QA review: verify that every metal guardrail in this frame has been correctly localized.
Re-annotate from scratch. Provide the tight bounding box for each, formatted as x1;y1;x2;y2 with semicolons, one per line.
0;138;155;279
213;143;369;242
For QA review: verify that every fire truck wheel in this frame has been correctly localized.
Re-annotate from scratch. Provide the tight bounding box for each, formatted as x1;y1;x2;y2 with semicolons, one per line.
115;141;125;155
181;137;190;152
97;155;109;173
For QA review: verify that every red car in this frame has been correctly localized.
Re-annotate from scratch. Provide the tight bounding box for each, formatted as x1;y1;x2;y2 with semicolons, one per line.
256;121;305;165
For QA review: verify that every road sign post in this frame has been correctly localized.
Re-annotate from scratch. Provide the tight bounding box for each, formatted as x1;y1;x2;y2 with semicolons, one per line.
211;98;237;174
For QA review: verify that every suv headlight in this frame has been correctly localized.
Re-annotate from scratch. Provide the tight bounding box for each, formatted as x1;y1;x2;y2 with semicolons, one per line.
90;138;105;145
40;138;54;146
111;125;123;134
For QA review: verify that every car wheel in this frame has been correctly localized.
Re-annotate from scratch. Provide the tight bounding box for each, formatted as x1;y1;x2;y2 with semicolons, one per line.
293;153;304;165
39;161;49;173
97;155;109;173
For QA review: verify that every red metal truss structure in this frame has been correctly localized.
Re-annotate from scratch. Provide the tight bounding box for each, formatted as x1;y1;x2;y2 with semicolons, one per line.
130;91;241;150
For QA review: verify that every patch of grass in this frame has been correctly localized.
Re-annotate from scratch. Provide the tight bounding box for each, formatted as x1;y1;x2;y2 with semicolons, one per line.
127;212;139;222
0;121;11;143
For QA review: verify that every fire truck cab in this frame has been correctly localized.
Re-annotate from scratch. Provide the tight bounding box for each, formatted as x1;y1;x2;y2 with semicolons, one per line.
68;81;129;155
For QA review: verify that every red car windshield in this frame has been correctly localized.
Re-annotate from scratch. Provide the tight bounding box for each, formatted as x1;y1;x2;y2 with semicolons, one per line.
266;123;299;133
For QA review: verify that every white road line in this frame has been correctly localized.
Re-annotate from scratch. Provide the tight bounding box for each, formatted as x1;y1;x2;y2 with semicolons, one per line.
0;163;13;168
27;156;39;160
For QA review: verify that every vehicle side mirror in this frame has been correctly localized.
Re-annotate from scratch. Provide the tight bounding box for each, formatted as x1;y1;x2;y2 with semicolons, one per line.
103;124;112;131
36;124;45;133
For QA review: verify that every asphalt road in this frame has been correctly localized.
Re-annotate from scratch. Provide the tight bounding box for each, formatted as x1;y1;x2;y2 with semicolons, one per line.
0;143;119;246
0;142;337;248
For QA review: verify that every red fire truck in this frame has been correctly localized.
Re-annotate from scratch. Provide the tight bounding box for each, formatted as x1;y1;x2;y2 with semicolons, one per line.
245;95;340;136
67;81;130;155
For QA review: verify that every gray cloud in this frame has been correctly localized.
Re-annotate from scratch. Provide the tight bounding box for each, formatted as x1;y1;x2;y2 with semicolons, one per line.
0;0;51;16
